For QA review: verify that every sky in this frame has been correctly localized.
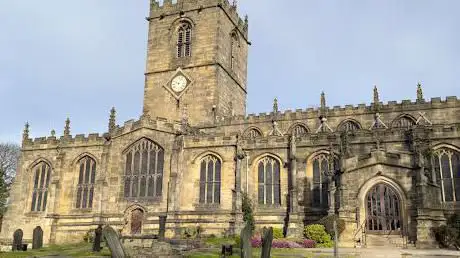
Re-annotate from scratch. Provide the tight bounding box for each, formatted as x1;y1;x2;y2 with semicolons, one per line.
0;0;459;144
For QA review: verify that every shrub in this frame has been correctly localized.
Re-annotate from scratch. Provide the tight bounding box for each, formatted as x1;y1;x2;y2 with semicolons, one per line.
317;215;345;237
304;224;333;248
433;214;460;250
296;239;316;248
242;192;255;232
83;229;95;243
271;239;302;248
250;237;262;248
272;227;284;239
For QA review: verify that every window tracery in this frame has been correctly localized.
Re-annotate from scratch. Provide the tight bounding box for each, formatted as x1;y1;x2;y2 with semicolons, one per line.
291;124;309;137
76;156;96;209
338;120;360;132
244;128;262;139
433;149;460;202
124;139;164;200
258;156;281;205
177;22;192;58
199;155;221;204
31;162;51;212
392;116;416;129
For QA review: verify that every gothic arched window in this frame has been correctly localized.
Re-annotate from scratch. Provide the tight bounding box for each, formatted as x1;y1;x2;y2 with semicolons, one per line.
258;156;281;205
312;154;336;208
199;155;221;204
177;23;192;58
31;162;51;212
230;32;239;70
392;116;416;129
124;139;164;200
244;128;262;139
76;156;96;209
338;120;360;132
433;149;460;202
291;124;309;137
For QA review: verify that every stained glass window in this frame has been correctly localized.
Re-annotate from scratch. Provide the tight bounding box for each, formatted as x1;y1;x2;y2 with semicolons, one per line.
433;149;460;202
76;156;96;209
199;155;221;204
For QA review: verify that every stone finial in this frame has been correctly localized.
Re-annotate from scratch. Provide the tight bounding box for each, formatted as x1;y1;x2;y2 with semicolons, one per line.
64;118;71;137
109;107;116;133
50;129;56;137
23;122;30;141
373;85;380;104
320;91;326;110
232;0;237;7
417;82;424;102
273;98;279;114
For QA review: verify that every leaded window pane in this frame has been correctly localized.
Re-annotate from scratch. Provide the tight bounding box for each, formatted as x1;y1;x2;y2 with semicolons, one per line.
88;187;94;208
441;154;451;179
444;179;454;202
30;162;51;212
199;160;206;203
257;157;281;205
76;157;96;209
124;139;164;200
199;155;221;204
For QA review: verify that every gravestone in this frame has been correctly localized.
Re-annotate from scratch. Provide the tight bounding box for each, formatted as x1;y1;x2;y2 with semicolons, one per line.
158;215;167;240
102;225;126;258
261;227;273;258
32;226;43;249
239;223;252;258
93;225;103;252
12;229;23;251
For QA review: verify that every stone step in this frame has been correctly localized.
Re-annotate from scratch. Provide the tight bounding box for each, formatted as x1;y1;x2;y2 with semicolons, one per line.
366;234;405;248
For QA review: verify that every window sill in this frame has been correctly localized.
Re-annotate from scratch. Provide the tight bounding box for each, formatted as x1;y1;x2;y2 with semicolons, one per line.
123;197;163;203
194;203;221;210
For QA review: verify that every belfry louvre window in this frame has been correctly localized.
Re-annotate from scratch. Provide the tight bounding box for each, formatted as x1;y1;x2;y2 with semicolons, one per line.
124;139;164;200
312;154;334;208
199;155;221;204
76;156;96;209
433;149;460;202
258;156;281;205
177;23;192;58
31;162;51;212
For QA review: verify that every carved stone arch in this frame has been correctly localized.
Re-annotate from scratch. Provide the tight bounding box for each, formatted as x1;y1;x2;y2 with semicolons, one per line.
432;143;460;153
243;127;263;139
249;152;285;167
391;114;417;129
123;204;147;236
288;122;310;137
71;152;99;167
27;157;54;173
122;137;164;154
306;149;339;164
230;29;241;46
336;119;362;132
356;175;408;233
169;17;196;32
192;151;224;164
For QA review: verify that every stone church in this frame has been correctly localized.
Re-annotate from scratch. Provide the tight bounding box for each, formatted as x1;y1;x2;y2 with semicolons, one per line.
1;0;459;248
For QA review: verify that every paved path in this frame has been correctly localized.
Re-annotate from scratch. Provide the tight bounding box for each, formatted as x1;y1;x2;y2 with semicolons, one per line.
305;247;460;257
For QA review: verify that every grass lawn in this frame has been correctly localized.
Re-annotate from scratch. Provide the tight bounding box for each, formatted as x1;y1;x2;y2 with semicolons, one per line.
185;248;357;258
0;242;111;257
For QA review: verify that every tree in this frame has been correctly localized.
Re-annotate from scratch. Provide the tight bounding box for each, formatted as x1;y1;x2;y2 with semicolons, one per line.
0;143;20;216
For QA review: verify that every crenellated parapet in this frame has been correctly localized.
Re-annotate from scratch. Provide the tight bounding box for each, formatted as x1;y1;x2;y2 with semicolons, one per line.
149;0;249;39
219;96;460;126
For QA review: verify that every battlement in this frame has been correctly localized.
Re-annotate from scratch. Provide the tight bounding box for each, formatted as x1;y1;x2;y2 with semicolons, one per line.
221;96;460;125
149;0;248;39
22;115;182;150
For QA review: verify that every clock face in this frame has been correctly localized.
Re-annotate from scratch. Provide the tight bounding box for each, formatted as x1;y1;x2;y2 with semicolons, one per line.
171;75;187;92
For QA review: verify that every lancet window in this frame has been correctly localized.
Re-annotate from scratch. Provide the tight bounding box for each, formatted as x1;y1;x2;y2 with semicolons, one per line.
31;162;51;212
199;155;221;204
433;149;460;202
258;156;281;205
75;156;96;209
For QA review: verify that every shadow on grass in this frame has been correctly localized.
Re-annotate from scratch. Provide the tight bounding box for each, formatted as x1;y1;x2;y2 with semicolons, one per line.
0;242;111;257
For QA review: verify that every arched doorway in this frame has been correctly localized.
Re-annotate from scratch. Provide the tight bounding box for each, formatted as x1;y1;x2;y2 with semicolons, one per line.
131;208;144;235
366;184;401;233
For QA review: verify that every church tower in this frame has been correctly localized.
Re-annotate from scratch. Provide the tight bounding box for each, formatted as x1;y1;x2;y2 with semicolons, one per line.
143;0;249;125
